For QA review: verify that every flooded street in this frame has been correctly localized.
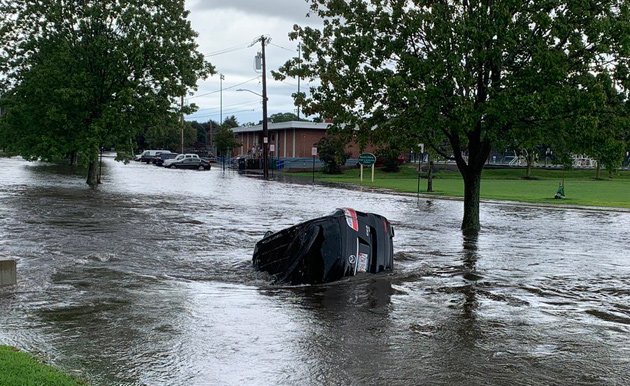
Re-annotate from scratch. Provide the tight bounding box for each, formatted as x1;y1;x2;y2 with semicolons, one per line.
1;155;629;385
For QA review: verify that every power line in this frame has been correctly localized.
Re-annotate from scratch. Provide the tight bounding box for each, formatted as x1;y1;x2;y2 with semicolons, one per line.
279;79;298;87
188;76;260;99
204;42;250;57
190;100;261;113
185;108;256;120
269;42;294;52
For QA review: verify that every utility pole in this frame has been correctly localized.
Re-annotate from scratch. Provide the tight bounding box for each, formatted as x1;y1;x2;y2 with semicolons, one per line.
180;95;184;154
260;36;269;180
297;42;301;120
249;35;270;179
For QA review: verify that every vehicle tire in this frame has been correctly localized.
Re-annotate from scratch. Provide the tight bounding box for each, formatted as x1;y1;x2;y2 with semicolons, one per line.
170;165;176;169
198;165;204;171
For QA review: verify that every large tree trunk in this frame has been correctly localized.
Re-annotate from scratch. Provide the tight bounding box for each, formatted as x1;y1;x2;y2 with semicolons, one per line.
449;126;491;233
525;151;533;178
68;151;78;166
86;159;98;187
86;145;99;187
595;161;601;179
462;169;482;232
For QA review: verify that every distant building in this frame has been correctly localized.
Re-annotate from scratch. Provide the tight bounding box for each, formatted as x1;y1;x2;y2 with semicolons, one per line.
233;121;359;159
231;121;378;171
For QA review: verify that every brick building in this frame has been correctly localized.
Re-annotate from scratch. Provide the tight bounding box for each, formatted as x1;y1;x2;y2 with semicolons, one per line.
234;120;371;157
231;121;330;158
231;121;375;170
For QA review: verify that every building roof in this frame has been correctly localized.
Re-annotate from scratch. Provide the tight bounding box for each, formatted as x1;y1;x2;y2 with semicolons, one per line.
232;121;330;133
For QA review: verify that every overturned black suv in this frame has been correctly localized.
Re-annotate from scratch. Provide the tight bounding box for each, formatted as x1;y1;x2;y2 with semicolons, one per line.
253;208;394;285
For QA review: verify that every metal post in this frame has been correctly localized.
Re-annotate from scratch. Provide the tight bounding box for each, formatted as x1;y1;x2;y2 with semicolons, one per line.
427;160;434;192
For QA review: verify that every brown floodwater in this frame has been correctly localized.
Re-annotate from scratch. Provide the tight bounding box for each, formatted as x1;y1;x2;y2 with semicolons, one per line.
0;155;628;385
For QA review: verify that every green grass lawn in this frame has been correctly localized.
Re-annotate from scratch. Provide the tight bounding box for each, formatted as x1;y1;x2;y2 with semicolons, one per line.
0;346;85;386
288;165;630;208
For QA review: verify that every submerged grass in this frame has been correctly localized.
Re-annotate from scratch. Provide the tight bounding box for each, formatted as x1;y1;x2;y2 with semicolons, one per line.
0;345;85;386
288;166;630;209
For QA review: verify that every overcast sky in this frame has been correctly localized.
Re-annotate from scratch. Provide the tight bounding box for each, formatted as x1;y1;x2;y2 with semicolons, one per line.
183;0;320;126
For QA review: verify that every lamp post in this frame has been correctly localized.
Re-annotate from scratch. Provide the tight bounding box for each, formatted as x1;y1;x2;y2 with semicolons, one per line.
220;73;224;125
237;88;269;179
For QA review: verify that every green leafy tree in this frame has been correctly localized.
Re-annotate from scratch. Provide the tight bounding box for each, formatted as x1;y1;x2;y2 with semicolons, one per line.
143;123;196;152
0;0;213;186
570;73;629;178
277;0;628;232
222;115;239;128
317;133;350;174
189;120;208;146
268;112;308;123
214;126;240;158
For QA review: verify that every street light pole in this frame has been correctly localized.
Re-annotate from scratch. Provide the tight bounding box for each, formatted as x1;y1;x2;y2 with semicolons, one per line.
220;73;224;125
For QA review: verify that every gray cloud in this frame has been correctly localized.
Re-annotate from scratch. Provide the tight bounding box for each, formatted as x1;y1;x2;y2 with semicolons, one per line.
190;0;313;21
184;0;320;124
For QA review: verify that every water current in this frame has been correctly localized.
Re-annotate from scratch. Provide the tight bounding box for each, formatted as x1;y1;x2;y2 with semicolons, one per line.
0;155;628;385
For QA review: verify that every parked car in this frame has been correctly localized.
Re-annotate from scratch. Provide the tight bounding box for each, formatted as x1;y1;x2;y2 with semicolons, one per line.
164;153;197;167
165;154;211;170
138;149;173;163
253;208;394;284
154;152;178;166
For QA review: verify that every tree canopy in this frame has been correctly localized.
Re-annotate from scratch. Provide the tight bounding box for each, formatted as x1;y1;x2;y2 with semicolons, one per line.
278;0;629;231
0;0;213;185
268;112;309;123
214;126;240;159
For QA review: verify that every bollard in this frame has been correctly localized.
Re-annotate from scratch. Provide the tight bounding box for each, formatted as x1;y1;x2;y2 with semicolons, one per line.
0;260;17;286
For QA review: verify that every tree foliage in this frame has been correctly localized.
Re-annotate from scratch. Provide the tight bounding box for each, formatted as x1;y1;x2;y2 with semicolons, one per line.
278;0;629;231
568;73;629;177
222;115;239;128
214;126;240;158
0;0;213;185
268;112;309;123
142;123;196;152
317;133;350;174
